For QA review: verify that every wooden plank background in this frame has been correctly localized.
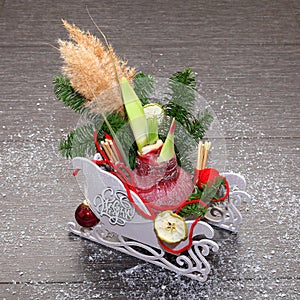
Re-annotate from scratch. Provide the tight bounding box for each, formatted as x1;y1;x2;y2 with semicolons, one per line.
0;0;299;299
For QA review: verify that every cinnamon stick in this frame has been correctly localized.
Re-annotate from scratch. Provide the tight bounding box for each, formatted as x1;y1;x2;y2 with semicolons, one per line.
106;139;119;162
202;141;211;170
196;141;204;170
101;141;114;162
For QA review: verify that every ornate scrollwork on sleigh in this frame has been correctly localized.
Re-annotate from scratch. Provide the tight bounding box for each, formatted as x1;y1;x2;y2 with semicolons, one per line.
67;221;219;282
204;172;251;233
93;188;136;226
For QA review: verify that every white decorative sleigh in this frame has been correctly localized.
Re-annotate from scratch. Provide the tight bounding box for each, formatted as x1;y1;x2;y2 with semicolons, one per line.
67;157;251;282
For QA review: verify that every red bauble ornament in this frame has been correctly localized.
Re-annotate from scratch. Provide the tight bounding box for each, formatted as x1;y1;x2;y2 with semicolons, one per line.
75;201;99;227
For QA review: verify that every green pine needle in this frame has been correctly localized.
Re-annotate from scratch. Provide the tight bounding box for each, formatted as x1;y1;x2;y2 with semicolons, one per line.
170;68;196;89
166;68;196;112
53;75;87;113
160;68;214;172
200;176;225;203
163;68;213;141
178;178;226;219
178;186;209;218
189;109;214;140
58;131;75;159
133;72;154;105
58;124;97;159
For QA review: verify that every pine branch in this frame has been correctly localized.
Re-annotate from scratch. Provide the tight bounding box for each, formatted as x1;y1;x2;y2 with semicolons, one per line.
170;68;196;89
133;72;154;105
162;103;212;173
178;186;208;218
58;124;97;159
99;112;127;139
163;68;213;141
178;203;208;219
178;178;225;219
189;109;214;140
200;177;225;203
58;110;138;168
160;69;214;173
58;131;75;159
163;102;193;130
53;75;87;113
166;68;196;113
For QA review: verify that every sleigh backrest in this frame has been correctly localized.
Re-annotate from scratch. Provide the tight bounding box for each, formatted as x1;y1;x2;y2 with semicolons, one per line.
72;157;153;224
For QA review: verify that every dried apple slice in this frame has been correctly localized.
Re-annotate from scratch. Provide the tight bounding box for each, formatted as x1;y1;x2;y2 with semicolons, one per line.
154;210;188;244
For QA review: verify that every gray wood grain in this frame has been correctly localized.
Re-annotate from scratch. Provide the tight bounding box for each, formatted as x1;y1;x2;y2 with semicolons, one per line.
0;0;299;299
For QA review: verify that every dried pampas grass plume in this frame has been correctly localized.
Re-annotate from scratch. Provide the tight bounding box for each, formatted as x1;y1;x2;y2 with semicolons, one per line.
62;19;106;59
58;20;136;114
